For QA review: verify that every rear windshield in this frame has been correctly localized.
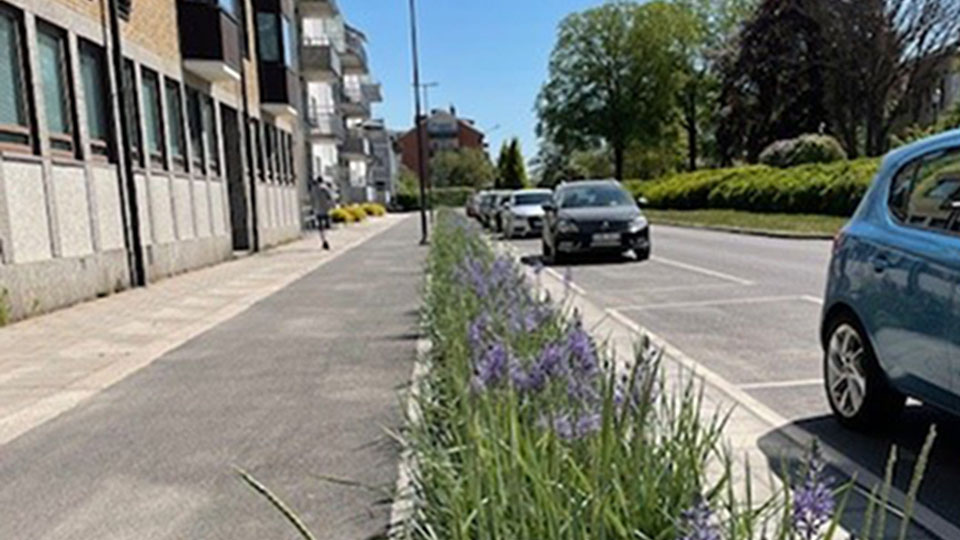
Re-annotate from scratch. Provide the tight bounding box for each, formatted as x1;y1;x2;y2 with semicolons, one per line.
559;185;634;209
514;193;551;206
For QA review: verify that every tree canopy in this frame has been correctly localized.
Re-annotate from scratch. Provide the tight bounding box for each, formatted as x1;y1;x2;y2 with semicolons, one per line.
537;1;694;181
496;138;528;189
429;148;496;189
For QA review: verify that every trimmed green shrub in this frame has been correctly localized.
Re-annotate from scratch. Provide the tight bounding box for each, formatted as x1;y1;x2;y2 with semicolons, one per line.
345;204;368;222
330;207;355;223
626;158;880;216
362;203;387;216
759;134;848;168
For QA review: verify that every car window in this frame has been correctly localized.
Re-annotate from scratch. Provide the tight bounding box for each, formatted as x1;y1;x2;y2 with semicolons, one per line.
891;147;960;232
559;185;633;209
514;193;551;206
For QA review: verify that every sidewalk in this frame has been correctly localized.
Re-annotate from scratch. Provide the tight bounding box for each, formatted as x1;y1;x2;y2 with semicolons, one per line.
0;213;424;538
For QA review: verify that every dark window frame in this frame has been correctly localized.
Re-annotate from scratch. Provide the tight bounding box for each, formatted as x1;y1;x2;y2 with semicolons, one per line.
121;58;143;167
78;39;112;161
252;119;264;183
0;4;33;153
36;20;75;158
186;88;204;174
163;78;186;172
202;95;220;176
140;67;166;169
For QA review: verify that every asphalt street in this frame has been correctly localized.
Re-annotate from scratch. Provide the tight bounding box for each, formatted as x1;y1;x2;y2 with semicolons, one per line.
506;224;960;538
0;217;425;539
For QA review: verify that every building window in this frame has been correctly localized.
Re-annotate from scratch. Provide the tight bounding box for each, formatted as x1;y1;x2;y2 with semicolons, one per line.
164;79;186;170
257;13;279;62
282;15;295;68
0;5;30;150
79;40;110;159
37;23;73;155
122;59;142;166
187;88;204;173
219;0;240;20
286;133;295;184
141;68;164;167
202;96;219;175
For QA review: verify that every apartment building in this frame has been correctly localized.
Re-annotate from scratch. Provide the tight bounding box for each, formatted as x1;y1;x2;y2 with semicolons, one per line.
299;0;385;203
397;107;486;180
0;0;301;322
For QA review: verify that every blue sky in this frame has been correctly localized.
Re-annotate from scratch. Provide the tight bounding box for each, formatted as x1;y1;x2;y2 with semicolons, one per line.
339;0;604;162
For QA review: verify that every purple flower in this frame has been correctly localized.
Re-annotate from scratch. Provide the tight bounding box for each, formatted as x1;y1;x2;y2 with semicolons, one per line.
792;442;835;540
564;321;598;376
509;359;546;394
678;498;720;540
467;314;488;351
534;342;566;378
472;341;509;391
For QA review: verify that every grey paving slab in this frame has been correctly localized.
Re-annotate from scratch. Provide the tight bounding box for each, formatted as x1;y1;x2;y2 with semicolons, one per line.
0;216;423;539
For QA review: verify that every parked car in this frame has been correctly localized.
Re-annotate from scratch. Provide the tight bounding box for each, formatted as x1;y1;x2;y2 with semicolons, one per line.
476;192;500;228
502;189;553;238
541;180;650;264
466;191;486;219
821;130;960;429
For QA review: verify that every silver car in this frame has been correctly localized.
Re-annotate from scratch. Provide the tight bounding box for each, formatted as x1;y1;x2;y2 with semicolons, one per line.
502;189;553;238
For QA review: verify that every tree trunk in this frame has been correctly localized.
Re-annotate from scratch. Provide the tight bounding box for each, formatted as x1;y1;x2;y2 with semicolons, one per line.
684;87;698;172
613;144;625;182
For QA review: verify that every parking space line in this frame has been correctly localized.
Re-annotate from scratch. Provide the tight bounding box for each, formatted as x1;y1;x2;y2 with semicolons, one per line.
650;256;754;286
799;295;824;305
739;378;824;391
614;294;811;312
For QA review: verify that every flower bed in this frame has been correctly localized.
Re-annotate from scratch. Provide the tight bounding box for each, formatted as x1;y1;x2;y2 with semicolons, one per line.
397;211;935;540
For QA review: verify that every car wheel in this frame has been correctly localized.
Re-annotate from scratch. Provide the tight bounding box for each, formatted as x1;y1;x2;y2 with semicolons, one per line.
823;314;905;430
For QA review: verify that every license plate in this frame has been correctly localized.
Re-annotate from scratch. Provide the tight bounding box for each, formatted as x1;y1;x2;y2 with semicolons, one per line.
592;232;621;246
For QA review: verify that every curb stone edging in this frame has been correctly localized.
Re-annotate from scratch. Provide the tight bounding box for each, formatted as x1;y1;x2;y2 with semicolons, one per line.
651;219;836;240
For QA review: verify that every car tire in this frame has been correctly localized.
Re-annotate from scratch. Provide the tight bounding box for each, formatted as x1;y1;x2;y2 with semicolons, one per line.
823;313;905;430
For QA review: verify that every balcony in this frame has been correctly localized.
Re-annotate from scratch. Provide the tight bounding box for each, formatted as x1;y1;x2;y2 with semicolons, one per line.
301;40;342;80
259;64;300;118
299;0;339;16
177;2;241;82
307;106;345;139
340;129;370;159
342;25;368;74
361;82;382;103
340;90;370;119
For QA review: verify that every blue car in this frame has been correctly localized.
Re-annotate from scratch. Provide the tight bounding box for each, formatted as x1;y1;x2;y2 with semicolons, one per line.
822;129;960;429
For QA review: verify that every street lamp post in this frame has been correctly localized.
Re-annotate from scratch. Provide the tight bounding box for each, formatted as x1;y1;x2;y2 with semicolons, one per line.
408;0;429;245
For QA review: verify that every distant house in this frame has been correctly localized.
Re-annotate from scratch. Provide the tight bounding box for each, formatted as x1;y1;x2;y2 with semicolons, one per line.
397;107;486;179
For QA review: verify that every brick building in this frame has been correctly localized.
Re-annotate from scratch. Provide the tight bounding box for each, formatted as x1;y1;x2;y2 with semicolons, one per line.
0;0;302;322
397;107;486;179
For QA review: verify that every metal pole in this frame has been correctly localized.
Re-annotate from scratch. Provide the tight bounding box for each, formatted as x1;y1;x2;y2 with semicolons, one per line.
108;0;145;287
408;0;429;244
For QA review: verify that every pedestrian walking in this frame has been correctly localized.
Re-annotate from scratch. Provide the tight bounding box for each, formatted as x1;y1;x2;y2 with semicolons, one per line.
310;177;335;250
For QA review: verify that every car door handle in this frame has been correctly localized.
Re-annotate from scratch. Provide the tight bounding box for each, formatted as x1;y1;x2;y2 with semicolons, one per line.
872;253;890;273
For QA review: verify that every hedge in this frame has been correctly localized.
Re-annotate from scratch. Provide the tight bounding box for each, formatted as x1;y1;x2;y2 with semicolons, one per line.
625;158;880;217
395;186;475;211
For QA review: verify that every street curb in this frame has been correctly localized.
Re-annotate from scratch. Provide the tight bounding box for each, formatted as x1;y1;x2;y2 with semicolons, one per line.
651;219;836;240
534;262;957;540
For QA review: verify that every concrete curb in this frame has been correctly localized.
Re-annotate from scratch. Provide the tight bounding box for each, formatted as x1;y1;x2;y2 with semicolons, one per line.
651;219;836;240
387;337;429;539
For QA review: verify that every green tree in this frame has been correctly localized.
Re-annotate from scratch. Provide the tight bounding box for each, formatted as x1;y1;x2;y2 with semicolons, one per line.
429;148;496;189
497;138;528;189
537;1;690;181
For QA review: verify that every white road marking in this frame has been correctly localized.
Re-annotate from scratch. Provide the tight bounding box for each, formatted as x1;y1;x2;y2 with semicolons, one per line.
650;256;754;286
614;294;813;312
739;379;824;391
799;295;824;305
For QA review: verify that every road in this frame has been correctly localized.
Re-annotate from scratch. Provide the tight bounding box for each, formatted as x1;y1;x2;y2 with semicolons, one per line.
506;224;960;538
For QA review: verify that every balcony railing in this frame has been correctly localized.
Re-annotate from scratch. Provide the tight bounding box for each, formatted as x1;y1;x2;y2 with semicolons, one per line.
301;41;341;79
300;0;339;16
307;106;345;138
339;89;370;119
341;27;368;73
340;129;370;158
361;82;382;103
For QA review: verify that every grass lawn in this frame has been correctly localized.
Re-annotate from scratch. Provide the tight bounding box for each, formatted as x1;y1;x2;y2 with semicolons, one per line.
645;208;849;237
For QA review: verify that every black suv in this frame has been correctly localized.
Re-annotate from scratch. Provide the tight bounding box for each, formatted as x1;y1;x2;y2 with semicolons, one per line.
542;180;650;263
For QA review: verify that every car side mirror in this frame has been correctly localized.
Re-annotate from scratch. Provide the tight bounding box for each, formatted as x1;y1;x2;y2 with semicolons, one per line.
636;196;649;207
542;202;556;213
